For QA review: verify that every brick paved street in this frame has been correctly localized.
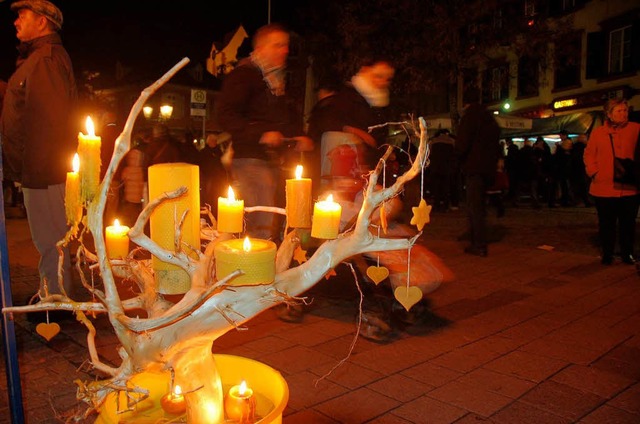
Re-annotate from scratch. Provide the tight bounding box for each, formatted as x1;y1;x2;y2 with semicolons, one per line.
1;201;639;423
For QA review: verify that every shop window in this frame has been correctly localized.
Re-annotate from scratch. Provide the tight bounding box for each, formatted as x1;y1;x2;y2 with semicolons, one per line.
518;56;539;97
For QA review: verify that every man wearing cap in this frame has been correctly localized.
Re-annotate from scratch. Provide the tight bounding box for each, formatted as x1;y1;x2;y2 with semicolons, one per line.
1;0;77;298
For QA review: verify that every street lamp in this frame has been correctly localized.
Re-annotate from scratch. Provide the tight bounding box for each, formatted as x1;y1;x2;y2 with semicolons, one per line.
143;106;153;119
160;104;173;121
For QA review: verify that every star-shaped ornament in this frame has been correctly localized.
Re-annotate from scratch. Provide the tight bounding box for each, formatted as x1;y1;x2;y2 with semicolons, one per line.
293;246;308;265
410;198;432;231
324;268;337;280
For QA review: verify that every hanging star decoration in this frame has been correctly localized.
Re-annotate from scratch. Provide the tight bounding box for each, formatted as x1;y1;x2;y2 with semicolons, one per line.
324;268;337;280
293;246;307;265
410;198;432;231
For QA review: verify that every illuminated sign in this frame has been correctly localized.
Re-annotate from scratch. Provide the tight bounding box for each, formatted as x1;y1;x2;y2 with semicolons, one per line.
553;99;577;109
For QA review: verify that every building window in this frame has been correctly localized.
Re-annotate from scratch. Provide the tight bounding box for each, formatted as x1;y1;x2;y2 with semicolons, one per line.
482;64;509;104
493;8;502;31
524;0;536;17
518;56;539;97
609;25;632;75
554;33;581;90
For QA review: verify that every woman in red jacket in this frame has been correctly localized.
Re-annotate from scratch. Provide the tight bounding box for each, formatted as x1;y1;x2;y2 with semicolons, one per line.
584;99;639;265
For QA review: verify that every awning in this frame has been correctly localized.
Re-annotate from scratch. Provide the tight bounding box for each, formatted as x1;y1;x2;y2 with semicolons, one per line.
495;115;533;130
500;111;604;138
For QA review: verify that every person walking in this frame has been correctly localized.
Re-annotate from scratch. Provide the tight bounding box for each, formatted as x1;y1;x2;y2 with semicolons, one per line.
1;0;77;298
584;98;639;265
455;103;501;257
216;23;313;241
429;129;456;212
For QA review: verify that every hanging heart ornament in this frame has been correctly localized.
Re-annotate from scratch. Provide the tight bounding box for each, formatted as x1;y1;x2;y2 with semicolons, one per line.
36;322;61;342
394;286;423;311
366;265;389;285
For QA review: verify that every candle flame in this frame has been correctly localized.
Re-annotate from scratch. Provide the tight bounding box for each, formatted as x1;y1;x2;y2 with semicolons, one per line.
326;194;334;203
114;219;121;227
227;186;235;202
85;116;95;137
72;153;80;173
238;380;247;395
243;237;251;252
295;165;303;179
174;385;183;396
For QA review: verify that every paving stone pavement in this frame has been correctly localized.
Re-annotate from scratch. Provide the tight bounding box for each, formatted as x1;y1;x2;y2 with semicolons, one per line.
1;202;639;423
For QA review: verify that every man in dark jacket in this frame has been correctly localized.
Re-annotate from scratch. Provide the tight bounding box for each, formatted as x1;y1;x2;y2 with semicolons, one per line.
1;0;77;296
217;23;312;240
455;103;501;257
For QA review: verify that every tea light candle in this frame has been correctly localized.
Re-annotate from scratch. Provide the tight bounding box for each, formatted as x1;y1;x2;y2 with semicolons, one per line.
214;237;276;285
217;186;244;233
105;219;130;259
161;384;186;415
286;165;312;228
78;116;101;203
224;381;256;423
64;153;82;226
311;194;342;239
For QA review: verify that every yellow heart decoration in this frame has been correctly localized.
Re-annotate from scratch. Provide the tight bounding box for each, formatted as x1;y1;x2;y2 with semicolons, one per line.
394;286;423;311
36;322;61;342
366;265;389;285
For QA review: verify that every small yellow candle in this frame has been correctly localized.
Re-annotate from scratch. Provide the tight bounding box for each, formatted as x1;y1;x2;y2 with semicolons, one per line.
286;165;312;228
224;381;256;423
214;237;276;285
78;116;102;203
161;384;186;415
105;219;130;259
217;186;244;233
311;194;342;239
64;153;82;226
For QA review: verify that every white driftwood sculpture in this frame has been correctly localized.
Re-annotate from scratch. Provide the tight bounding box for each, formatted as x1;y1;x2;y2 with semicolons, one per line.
2;58;429;422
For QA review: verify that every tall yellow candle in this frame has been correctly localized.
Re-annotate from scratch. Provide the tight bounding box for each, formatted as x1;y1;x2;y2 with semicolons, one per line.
148;163;200;294
105;219;130;259
214;237;276;285
286;165;312;228
311;194;342;239
78;116;101;203
217;186;244;233
64;153;82;226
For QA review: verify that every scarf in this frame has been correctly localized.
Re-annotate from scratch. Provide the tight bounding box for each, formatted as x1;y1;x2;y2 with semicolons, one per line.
250;52;286;96
351;73;390;107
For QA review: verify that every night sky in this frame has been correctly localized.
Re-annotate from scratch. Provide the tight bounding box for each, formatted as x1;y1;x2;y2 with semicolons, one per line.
0;0;308;80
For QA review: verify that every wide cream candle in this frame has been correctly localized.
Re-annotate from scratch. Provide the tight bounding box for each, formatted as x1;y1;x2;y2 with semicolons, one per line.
285;165;312;228
311;194;342;239
214;237;276;285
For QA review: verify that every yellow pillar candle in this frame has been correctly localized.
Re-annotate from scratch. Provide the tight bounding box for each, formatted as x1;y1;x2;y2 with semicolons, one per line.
286;165;312;228
78;116;101;203
311;194;342;239
224;381;256;423
105;219;130;259
217;186;244;233
148;163;200;294
214;237;276;285
64;153;82;226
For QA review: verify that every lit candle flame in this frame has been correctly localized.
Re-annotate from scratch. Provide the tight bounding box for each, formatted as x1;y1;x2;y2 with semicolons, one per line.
243;237;251;252
113;219;121;228
85;116;95;137
227;186;236;202
326;194;334;203
72;153;80;173
238;380;247;395
174;385;183;396
295;165;303;179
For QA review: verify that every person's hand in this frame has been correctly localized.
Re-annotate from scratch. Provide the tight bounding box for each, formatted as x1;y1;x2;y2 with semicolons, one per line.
292;136;314;152
259;131;284;147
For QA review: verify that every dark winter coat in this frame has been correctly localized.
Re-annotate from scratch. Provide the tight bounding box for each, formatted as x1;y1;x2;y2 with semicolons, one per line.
454;103;501;178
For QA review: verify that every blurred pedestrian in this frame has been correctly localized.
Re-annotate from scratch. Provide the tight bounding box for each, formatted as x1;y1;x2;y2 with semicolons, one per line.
217;23;313;241
455;103;501;257
532;136;552;206
584;98;639;265
570;134;592;207
429;129;456;212
1;0;77;297
551;130;574;207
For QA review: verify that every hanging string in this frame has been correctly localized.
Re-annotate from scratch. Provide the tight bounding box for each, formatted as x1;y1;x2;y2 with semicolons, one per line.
406;245;413;288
